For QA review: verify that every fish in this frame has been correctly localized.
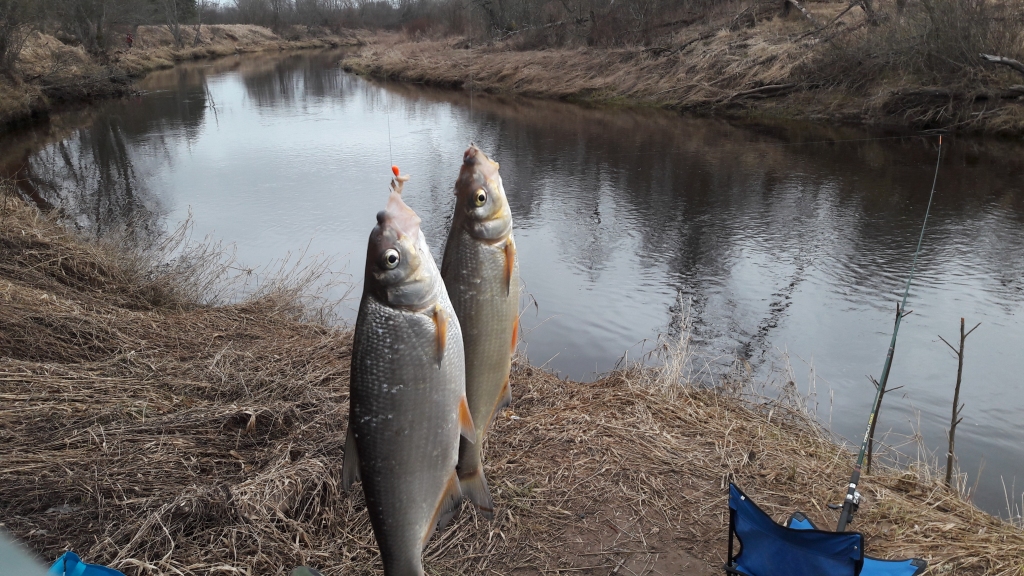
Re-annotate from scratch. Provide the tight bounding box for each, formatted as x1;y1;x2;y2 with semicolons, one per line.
342;172;476;576
441;144;521;519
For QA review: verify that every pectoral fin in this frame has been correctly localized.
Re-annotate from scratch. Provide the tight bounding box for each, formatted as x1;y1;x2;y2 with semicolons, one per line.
423;471;463;548
497;374;512;414
459;396;476;442
511;316;519;354
432;304;448;369
503;239;516;296
341;421;360;491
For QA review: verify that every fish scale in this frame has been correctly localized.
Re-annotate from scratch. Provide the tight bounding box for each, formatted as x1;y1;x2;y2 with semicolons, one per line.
349;295;465;575
442;145;521;519
343;179;472;576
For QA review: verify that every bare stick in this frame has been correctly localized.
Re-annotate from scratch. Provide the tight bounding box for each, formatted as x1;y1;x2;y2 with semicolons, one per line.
941;318;981;487
797;1;858;40
979;54;1024;79
784;0;819;26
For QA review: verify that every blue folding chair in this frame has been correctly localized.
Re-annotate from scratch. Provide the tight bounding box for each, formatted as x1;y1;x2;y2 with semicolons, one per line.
725;484;926;576
787;512;926;576
48;551;125;576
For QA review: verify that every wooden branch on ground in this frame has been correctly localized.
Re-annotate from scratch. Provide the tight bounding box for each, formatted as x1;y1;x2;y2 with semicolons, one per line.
723;83;797;102
797;1;858;40
784;0;819;26
496;19;586;41
892;87;953;99
980;53;1024;79
858;0;880;25
675;31;716;53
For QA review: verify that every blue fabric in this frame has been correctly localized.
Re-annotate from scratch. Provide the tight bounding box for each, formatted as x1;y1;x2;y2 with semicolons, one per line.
48;552;125;576
728;484;863;576
785;512;925;576
787;516;815;531
861;557;924;576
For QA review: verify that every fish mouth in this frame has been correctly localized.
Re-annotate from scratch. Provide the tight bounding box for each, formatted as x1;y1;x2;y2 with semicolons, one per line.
380;188;423;245
457;145;513;242
462;144;502;182
365;176;442;311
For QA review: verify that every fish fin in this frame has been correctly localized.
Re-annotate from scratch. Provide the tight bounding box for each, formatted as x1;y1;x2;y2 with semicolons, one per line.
341;421;360;491
503;239;516;297
458;467;495;520
496;374;512;414
458;395;476;442
510;316;519;354
423;471;463;548
432;304;448;369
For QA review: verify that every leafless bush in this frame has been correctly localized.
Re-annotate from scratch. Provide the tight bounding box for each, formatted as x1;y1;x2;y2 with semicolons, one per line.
0;0;38;78
808;0;1024;91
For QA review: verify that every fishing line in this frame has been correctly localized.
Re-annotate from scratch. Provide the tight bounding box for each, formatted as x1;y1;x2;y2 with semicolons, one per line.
835;135;943;532
385;70;393;168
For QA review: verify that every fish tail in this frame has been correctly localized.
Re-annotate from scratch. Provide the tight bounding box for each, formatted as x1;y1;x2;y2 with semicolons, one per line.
457;438;495;520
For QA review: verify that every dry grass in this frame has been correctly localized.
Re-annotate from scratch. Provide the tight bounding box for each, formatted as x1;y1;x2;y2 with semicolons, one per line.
341;29;808;107
342;0;1024;135
107;25;358;78
2;185;1023;575
0;25;361;131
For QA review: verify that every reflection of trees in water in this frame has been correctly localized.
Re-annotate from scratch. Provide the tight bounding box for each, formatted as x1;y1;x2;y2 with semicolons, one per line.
5;63;211;243
241;52;348;107
26;118;159;242
378;86;1024;359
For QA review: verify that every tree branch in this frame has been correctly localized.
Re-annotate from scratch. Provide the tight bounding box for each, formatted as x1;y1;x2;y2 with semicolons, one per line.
785;0;818;26
980;54;1024;78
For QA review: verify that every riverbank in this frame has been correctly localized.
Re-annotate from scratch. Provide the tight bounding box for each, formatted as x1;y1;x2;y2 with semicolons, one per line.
340;4;1024;136
0;25;360;132
1;188;1021;575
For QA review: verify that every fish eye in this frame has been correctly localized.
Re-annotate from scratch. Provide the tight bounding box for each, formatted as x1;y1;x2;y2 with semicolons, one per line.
382;248;400;269
473;189;487;207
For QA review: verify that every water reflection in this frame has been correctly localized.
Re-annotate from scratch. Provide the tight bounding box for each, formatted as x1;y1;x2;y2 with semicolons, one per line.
7;51;1024;515
240;52;350;107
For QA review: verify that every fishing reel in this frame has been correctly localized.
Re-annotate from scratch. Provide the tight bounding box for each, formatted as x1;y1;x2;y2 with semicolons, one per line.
829;490;861;520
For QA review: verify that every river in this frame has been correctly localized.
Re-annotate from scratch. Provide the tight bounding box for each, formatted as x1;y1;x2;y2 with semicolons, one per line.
3;49;1022;518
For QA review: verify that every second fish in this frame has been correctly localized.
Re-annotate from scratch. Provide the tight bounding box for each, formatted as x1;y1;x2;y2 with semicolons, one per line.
441;144;520;519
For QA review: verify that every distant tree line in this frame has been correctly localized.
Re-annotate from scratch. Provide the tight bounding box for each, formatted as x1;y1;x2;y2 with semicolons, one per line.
1;0;745;78
1;0;202;75
3;0;1022;81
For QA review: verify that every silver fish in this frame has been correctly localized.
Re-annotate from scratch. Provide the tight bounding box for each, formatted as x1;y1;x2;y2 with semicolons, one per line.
441;145;520;519
342;173;476;576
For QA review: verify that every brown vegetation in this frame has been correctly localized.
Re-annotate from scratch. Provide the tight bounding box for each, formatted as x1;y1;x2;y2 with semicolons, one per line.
2;184;1022;575
0;24;357;131
342;0;1024;135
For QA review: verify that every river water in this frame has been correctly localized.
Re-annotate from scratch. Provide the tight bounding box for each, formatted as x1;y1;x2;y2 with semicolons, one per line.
3;50;1022;517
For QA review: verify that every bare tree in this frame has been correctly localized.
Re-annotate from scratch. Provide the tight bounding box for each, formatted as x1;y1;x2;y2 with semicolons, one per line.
48;0;147;54
152;0;197;48
192;0;213;45
939;318;980;488
0;0;38;79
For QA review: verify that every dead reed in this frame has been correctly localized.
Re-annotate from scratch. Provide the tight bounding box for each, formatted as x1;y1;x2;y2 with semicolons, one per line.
343;0;1024;135
1;25;358;130
2;186;1021;575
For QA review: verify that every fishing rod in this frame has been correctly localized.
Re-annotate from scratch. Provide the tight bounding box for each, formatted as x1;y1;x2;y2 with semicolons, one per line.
835;135;944;533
